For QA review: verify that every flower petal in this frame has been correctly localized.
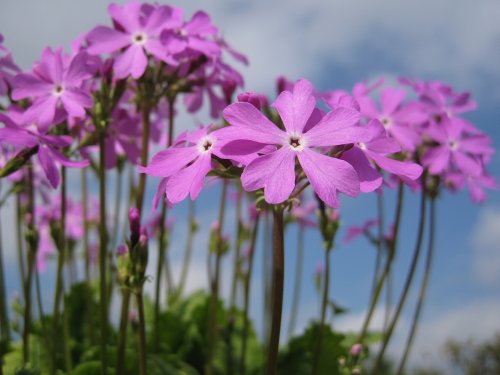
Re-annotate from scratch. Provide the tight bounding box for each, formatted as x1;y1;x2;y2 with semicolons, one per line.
113;45;148;79
86;26;131;55
342;148;382;193
298;148;359;207
166;154;212;203
241;147;296;204
222;102;284;144
38;145;59;188
139;146;198;177
272;79;315;133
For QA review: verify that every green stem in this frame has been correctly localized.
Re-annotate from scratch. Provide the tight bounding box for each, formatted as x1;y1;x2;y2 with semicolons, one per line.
81;168;95;344
136;104;151;215
371;188;427;374
205;180;228;375
287;225;305;339
35;266;55;374
230;186;243;309
262;212;272;349
136;292;148;375
16;193;27;306
176;199;196;299
98;132;108;375
312;247;331;375
265;207;285;375
53;167;67;333
396;197;436;375
0;194;10;345
116;289;131;375
22;166;36;364
63;293;72;373
111;168;123;249
153;96;175;351
240;213;260;375
357;183;405;345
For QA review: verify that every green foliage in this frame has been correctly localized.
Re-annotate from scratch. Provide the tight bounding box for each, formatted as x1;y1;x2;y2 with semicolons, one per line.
277;322;348;375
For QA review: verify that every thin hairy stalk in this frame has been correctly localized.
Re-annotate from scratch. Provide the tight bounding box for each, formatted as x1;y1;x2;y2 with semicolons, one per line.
35;268;55;373
396;197;436;375
116;289;131;375
22;167;36;364
312;247;332;375
240;213;260;375
53;167;67;330
153;96;175;351
136;103;151;215
262;212;272;350
265;207;285;375
51;167;69;371
370;192;384;303
62;291;72;373
357;183;405;345
0;201;10;345
287;225;305;339
110;168;123;249
205;180;228;375
16;193;26;301
81;168;95;344
176;199;196;299
230;186;243;308
98;132;108;375
371;188;428;374
136;292;148;375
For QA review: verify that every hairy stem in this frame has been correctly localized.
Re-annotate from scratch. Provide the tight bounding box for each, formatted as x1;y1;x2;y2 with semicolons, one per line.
240;213;260;375
116;289;131;375
287;225;305;339
357;183;405;345
265;207;285;375
372;188;427;374
136;292;148;375
205;180;228;375
396;197;436;375
98;132;108;375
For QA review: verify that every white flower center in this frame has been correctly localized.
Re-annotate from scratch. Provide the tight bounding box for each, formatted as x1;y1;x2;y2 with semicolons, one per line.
197;135;216;154
53;84;64;96
380;116;392;129
359;142;367;150
286;133;306;152
448;140;459;151
132;32;148;46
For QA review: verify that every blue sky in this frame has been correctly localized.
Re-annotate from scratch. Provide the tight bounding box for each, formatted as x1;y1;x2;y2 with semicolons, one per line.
1;0;500;371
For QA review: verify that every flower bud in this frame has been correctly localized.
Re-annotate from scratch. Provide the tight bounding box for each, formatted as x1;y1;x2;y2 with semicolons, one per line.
350;343;363;357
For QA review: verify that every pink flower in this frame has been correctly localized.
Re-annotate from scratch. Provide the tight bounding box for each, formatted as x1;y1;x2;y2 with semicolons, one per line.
217;79;373;207
0;34;21;96
12;48;92;131
139;126;224;205
86;0;182;78
422;117;493;177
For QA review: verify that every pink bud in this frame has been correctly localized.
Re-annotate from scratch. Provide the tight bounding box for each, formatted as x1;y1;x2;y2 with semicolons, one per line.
129;207;141;235
350;343;363;356
116;244;128;257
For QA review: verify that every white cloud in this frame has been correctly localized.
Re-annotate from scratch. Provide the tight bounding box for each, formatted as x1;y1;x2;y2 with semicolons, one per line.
471;207;500;285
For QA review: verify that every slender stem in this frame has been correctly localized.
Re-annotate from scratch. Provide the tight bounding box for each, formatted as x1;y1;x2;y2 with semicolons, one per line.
136;104;151;215
116;289;131;375
205;180;228;375
16;193;26;305
0;195;10;344
265;207;285;375
53;167;67;331
98;132;108;375
372;188;427;374
312;244;333;375
63;292;72;373
35;267;55;374
176;199;196;299
153;96;175;351
287;225;304;339
81;168;95;344
136;292;148;375
240;213;260;375
370;192;384;310
357;183;405;345
22;167;36;364
396;197;436;375
262;212;272;349
230;186;243;309
111;168;123;249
